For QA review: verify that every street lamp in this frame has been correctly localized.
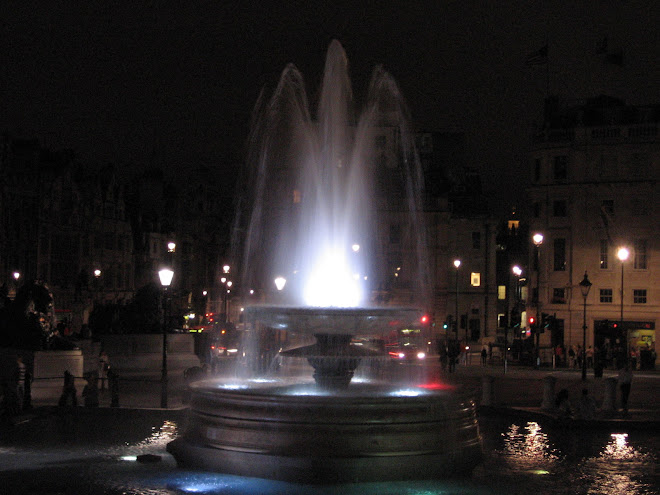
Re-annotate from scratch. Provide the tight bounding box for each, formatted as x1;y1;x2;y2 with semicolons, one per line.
532;233;544;368
506;265;523;372
579;271;592;381
617;247;630;360
274;276;286;292
158;268;174;409
453;259;461;351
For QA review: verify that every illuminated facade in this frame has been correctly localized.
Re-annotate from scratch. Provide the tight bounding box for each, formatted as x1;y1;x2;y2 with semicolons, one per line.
527;96;659;363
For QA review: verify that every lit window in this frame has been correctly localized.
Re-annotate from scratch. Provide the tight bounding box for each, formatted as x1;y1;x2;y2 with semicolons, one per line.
600;288;613;303
498;285;506;300
471;272;481;287
633;289;647;304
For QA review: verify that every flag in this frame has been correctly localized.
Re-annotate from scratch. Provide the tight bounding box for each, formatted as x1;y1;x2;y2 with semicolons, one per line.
525;45;548;65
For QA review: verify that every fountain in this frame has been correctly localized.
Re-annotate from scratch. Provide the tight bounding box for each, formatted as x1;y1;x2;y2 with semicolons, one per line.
167;40;482;483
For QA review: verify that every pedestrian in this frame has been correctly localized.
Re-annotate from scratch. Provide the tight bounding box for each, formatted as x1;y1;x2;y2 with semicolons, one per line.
568;345;576;369
481;347;488;366
576;388;598;420
555;388;573;419
82;372;99;407
586;346;594;368
439;343;448;372
98;351;110;391
107;368;119;407
618;362;633;415
16;355;26;411
58;370;77;407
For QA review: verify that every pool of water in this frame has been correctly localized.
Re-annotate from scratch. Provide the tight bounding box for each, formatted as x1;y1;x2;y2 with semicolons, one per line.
0;409;657;494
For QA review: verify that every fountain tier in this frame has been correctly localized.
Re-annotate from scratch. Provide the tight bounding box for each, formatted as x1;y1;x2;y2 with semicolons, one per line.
167;380;482;483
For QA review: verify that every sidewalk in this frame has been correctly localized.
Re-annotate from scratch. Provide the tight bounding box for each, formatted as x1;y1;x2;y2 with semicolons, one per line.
442;361;660;427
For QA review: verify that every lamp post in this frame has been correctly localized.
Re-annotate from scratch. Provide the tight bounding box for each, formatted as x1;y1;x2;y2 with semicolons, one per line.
159;268;174;409
221;265;230;323
453;259;461;344
532;233;544;369
579;271;592;381
225;280;233;323
507;265;523;372
617;247;630;361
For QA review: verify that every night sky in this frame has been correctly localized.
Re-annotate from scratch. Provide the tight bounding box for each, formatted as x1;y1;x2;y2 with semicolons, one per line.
2;1;658;212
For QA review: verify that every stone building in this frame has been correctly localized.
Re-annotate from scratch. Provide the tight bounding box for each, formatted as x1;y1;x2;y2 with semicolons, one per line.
527;96;659;365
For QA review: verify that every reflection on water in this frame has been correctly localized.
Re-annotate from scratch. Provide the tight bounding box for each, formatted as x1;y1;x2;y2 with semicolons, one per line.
0;413;658;495
502;421;559;460
481;418;658;495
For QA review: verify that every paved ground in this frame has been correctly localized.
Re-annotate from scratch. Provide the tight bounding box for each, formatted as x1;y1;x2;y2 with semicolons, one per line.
24;360;659;425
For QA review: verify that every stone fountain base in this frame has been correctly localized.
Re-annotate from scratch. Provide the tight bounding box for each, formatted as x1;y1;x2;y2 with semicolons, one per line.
167;381;482;483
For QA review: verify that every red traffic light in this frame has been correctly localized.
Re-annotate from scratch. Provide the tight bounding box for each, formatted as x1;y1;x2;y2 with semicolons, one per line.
528;316;536;325
421;315;430;324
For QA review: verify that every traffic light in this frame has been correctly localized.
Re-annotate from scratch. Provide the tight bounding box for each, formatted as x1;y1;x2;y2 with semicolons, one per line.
528;315;536;327
442;321;449;330
541;312;550;328
510;307;521;328
421;315;430;325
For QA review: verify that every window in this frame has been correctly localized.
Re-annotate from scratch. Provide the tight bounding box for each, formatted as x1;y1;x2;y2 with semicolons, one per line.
553;238;566;271
600;288;613;303
553;155;568;180
472;232;481;249
633;289;647;304
601;200;614;216
600;240;609;269
534;158;541;182
634;240;647;269
552;288;566;304
552;200;567;217
498;285;506;300
471;272;481;287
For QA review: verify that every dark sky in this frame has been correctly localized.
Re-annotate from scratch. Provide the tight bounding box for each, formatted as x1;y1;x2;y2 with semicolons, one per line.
2;1;658;212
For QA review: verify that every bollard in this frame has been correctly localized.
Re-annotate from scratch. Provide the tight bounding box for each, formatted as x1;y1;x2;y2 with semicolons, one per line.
481;375;495;406
601;377;617;414
540;375;557;410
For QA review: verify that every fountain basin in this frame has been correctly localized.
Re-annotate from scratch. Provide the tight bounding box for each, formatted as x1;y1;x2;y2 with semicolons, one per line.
167;380;482;483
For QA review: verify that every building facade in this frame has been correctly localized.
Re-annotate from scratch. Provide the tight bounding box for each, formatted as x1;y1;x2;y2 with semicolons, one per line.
527;96;659;364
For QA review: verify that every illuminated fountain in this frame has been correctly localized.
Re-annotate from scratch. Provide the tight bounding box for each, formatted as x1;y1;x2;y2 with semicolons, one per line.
167;40;482;483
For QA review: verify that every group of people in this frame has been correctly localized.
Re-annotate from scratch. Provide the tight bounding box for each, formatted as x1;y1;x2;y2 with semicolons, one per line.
553;361;635;419
57;350;118;408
